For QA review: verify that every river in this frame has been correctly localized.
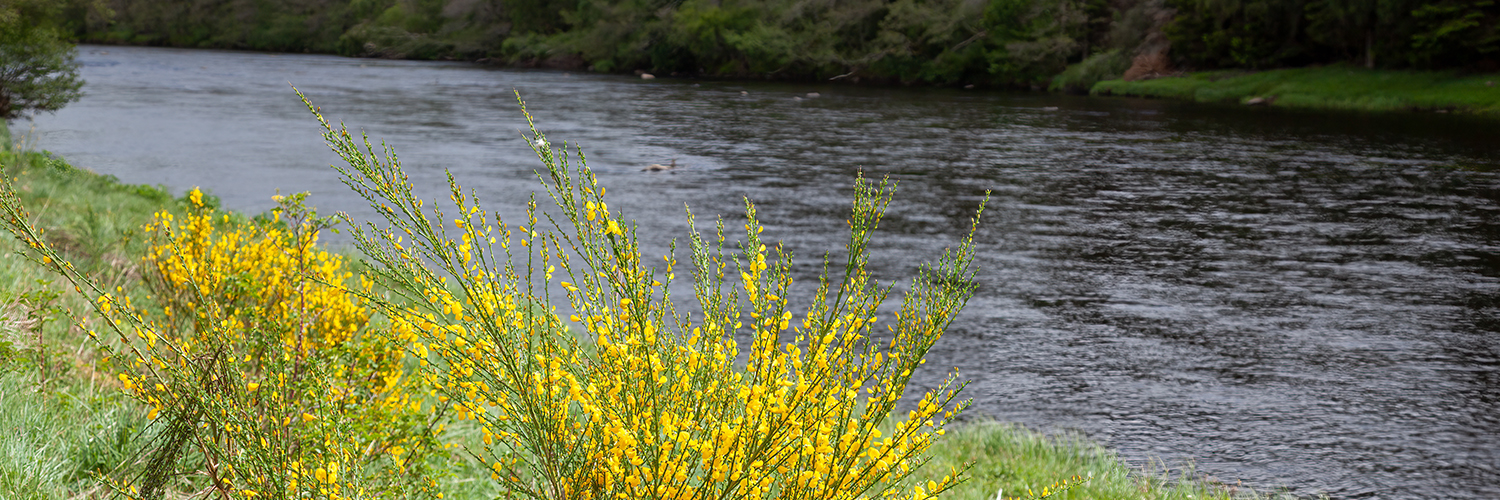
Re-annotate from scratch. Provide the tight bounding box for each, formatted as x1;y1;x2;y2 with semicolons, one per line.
27;45;1500;499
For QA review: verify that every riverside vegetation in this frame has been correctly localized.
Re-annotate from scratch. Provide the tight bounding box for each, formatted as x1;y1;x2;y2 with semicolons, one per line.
1092;64;1500;114
0;0;85;119
2;0;1495;119
2;101;1312;499
29;0;1500;92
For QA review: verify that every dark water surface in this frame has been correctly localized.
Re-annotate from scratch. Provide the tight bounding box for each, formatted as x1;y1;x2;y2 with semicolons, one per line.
30;45;1500;499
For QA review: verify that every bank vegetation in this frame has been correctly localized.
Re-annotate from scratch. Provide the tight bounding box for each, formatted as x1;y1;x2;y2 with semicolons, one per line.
18;0;1492;91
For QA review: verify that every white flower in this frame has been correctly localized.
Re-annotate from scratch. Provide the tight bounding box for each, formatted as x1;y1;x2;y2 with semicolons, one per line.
533;137;548;148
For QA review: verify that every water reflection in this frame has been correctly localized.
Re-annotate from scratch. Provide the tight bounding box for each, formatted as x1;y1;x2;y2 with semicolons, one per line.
32;44;1500;499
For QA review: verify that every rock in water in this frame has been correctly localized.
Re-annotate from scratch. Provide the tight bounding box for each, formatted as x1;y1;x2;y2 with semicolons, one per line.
643;159;677;172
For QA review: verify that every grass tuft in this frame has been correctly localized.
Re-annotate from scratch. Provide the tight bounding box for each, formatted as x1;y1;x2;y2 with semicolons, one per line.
0;371;142;500
929;420;1311;499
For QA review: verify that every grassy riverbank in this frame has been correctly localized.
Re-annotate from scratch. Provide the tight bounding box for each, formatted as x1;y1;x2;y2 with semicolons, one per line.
1092;65;1500;116
0;122;1303;499
0;124;172;500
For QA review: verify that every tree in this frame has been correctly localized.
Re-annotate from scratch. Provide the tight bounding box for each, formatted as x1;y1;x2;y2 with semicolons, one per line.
984;0;1091;84
1407;0;1500;68
1165;0;1314;69
0;0;84;120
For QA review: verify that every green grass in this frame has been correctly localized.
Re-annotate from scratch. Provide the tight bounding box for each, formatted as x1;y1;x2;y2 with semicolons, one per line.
0;121;1307;499
1092;65;1500;116
0;121;187;500
928;420;1309;499
0;371;144;500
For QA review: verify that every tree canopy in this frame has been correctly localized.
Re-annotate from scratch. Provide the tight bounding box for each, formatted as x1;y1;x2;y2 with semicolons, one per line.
0;0;85;120
1168;0;1500;70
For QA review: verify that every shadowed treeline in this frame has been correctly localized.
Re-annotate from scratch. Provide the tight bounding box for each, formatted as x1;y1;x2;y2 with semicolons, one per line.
35;0;1500;89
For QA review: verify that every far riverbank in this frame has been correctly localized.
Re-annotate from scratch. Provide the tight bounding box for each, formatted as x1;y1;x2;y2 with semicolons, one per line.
75;40;1500;118
1091;65;1500;116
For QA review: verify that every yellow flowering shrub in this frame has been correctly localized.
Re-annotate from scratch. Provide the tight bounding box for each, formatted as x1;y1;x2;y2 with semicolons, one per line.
143;189;367;353
305;90;986;499
0;186;443;500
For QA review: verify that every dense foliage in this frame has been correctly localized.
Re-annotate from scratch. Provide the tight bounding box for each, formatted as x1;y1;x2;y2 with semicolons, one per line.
0;0;86;120
1167;0;1500;70
76;0;1094;85
58;0;1498;86
1;184;445;499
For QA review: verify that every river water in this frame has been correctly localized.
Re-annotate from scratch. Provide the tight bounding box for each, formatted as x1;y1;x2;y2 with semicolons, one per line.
27;45;1500;499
